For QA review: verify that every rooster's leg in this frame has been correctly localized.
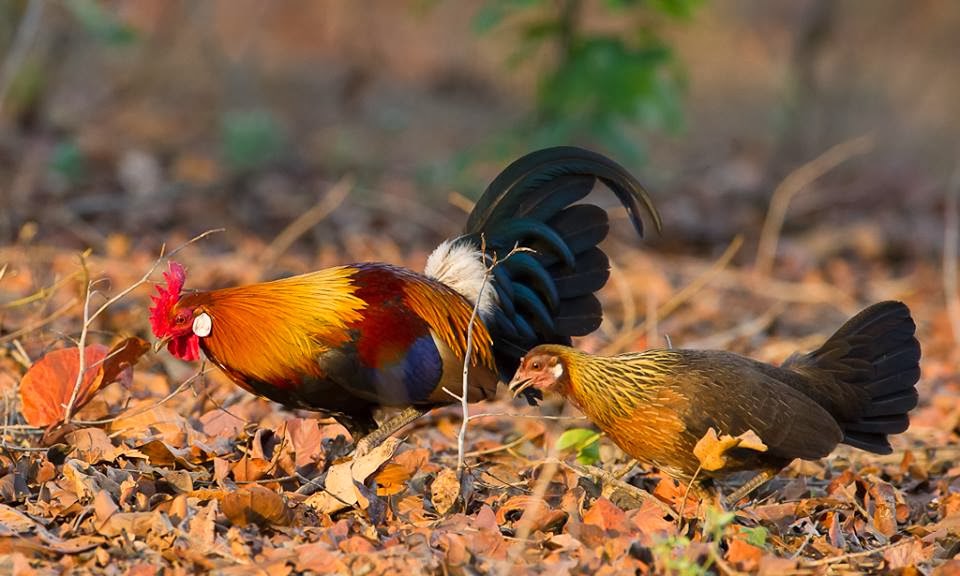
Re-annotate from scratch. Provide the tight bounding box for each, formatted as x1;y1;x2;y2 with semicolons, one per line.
723;468;779;507
354;406;429;456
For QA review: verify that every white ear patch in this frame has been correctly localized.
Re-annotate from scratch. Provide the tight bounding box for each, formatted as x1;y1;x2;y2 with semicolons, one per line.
550;362;564;379
192;312;212;337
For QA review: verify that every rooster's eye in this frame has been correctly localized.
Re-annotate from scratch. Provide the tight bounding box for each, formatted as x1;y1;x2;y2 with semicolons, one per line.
532;361;541;370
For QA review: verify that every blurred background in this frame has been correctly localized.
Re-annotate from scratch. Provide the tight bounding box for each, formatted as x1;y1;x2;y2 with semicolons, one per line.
0;0;958;362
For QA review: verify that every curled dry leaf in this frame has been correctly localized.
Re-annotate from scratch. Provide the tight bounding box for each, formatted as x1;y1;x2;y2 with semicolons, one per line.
18;337;149;427
693;427;768;472
431;468;460;516
222;484;292;528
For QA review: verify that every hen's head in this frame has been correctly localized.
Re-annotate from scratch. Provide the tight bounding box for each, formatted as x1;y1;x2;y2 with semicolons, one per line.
509;345;570;399
149;261;204;361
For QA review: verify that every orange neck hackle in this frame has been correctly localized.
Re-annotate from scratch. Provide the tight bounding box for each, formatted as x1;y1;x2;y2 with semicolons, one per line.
179;267;366;386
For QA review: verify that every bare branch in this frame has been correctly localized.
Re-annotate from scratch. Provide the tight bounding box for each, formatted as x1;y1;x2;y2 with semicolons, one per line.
755;135;874;276
63;229;223;423
259;176;352;269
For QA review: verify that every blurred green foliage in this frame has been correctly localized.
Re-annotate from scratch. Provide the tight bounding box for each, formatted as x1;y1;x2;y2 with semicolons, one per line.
49;140;85;185
220;110;286;173
474;0;702;163
64;0;138;46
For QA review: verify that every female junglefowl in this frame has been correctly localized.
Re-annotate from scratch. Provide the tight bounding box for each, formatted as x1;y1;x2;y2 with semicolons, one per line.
150;147;661;453
510;301;921;502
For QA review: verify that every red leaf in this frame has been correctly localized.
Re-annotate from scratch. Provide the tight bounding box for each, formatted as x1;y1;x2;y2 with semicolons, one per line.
18;337;148;427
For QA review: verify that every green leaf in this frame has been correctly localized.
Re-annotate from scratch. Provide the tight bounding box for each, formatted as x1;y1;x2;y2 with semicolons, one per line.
556;428;601;465
742;526;769;548
555;428;600;452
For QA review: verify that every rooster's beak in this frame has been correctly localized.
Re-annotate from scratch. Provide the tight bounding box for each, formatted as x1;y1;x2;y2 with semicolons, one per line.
153;335;172;353
509;377;534;399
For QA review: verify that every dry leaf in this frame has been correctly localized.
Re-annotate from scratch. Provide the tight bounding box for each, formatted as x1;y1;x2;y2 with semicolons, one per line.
304;437;401;515
693;428;768;472
431;468;460;516
222;485;292;528
726;538;763;571
18;338;147;427
374;463;413;496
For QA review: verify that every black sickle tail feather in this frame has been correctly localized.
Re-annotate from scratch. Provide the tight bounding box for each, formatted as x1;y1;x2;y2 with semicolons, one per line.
797;301;921;454
462;147;661;399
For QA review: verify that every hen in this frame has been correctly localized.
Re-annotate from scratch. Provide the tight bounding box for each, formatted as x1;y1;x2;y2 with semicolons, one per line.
510;301;921;502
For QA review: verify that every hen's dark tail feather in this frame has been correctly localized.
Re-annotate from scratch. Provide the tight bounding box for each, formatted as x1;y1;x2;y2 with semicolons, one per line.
793;301;921;454
463;147;661;392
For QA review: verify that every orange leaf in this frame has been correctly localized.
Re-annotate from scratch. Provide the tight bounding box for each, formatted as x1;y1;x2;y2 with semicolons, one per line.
18;338;148;427
222;485;292;527
693;427;768;472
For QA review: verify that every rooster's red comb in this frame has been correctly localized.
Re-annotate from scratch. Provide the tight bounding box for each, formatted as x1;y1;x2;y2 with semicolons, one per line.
149;261;186;337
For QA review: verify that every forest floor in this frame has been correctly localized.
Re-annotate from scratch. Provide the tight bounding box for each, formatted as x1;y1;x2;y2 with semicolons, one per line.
1;169;959;575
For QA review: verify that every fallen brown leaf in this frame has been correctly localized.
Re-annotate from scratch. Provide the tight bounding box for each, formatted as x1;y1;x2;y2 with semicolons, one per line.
304;437;401;515
222;485;292;528
431;468;460;516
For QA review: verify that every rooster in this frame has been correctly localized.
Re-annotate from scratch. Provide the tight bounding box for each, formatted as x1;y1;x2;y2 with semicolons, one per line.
509;301;921;503
150;147;661;453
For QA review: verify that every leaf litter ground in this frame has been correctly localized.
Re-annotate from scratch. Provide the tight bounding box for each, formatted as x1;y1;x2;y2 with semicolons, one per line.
0;225;958;575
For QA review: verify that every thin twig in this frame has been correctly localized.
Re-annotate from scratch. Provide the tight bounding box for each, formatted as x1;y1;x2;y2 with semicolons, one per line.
455;241;489;474
499;454;561;576
944;167;960;346
601;235;743;355
63;254;93;423
442;241;532;474
258;176;352;269
76;368;210;426
558;459;677;519
798;540;901;567
1;270;81;308
466;412;587;422
755;135;874;276
464;431;544;459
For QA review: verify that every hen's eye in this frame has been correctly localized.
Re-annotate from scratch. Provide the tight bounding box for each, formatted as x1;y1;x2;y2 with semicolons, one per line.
532;361;541;370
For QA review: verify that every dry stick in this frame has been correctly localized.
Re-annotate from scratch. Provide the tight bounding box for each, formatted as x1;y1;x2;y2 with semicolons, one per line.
944;167;960;346
682;301;786;350
556;458;677;519
443;242;531;474
0;300;77;345
62;229;224;424
455;265;488;474
80;368;211;427
798;540;902;568
464;431;544;459
601;258;636;341
499;454;561;576
258;175;353;269
1;271;82;309
600;234;744;355
755;135;875;276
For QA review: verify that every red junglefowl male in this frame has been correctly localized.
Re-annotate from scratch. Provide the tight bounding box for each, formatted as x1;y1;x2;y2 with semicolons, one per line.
150;147;661;454
510;301;921;503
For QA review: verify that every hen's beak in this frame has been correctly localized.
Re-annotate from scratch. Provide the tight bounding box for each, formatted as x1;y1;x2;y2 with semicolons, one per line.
153;335;172;353
509;377;534;399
